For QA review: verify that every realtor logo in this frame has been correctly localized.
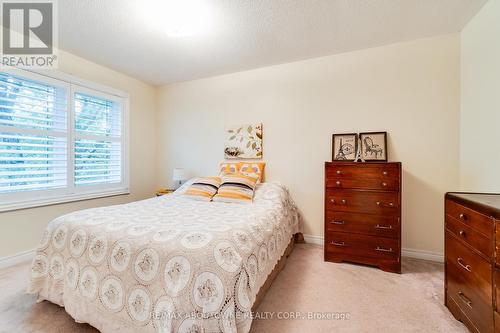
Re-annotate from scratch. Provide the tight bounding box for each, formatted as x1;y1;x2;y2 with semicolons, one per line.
0;0;58;68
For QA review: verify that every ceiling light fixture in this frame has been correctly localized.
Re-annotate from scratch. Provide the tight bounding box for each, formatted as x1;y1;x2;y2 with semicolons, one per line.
144;0;215;37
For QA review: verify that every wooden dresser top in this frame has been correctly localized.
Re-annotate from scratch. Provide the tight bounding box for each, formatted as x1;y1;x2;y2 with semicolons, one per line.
446;192;500;219
325;161;401;166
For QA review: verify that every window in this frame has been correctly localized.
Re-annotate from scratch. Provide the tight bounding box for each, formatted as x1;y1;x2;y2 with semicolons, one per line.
0;69;129;211
73;89;123;187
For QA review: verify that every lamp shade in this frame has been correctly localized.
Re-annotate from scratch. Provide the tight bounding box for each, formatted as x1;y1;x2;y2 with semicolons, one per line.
172;168;188;181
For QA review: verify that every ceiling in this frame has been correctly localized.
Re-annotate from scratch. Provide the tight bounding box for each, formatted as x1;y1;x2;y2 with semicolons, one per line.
59;0;487;86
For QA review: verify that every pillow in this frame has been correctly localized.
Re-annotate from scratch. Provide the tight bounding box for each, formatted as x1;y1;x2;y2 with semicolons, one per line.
219;162;240;176
183;177;222;201
212;173;259;204
238;162;265;183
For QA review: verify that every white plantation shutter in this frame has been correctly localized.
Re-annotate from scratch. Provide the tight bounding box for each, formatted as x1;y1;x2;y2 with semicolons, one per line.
73;89;123;187
0;69;128;212
0;71;68;194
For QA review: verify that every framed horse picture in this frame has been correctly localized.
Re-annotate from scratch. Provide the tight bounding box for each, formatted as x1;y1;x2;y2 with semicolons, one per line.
360;132;387;161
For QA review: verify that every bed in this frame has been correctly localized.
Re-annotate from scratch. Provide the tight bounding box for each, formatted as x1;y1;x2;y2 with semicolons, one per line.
27;181;301;333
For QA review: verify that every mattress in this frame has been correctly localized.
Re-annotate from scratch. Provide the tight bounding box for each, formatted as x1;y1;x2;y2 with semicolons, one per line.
27;182;300;333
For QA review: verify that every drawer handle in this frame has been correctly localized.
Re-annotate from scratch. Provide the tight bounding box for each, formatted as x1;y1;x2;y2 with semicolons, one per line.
376;201;395;207
382;171;388;176
375;246;393;253
330;199;347;205
336;181;341;186
459;213;466;220
459;230;466;237
330;220;345;225
375;224;393;230
336;170;342;175
458;291;472;308
381;182;388;187
457;258;472;272
331;241;346;247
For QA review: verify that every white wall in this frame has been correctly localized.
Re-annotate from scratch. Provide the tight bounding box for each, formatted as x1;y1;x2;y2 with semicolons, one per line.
460;0;500;192
0;50;158;258
157;34;461;255
0;33;464;259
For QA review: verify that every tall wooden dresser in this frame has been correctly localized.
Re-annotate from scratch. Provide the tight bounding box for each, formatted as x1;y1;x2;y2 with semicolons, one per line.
324;162;402;273
445;193;500;333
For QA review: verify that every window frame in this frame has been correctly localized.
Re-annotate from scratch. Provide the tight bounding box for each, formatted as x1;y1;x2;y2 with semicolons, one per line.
0;67;130;212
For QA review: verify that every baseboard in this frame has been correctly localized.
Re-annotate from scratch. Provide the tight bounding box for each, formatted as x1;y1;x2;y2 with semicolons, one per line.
0;248;35;270
401;248;444;263
303;234;324;246
303;234;444;263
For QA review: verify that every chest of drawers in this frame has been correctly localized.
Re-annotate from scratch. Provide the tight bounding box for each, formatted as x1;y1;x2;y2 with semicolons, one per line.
324;162;402;273
445;193;500;333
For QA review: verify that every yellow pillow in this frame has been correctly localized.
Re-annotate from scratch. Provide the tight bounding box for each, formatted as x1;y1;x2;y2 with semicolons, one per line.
183;177;222;201
212;173;259;204
219;162;240;176
238;162;265;183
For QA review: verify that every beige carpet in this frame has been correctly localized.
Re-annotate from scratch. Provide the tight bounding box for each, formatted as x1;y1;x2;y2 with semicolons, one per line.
0;244;466;333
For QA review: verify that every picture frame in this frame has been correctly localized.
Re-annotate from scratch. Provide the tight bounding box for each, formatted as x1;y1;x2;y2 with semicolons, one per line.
224;123;263;159
359;131;387;162
332;133;358;161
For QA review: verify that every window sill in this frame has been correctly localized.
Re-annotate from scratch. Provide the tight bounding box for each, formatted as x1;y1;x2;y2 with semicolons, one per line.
0;189;130;213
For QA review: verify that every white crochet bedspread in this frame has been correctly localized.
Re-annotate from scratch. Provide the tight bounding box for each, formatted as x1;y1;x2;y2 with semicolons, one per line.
27;182;300;333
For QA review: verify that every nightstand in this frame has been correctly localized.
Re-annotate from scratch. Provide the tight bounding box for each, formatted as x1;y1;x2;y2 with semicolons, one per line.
156;188;175;196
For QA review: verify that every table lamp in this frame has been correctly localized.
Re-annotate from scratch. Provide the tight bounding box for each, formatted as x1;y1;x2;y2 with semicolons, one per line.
172;168;188;188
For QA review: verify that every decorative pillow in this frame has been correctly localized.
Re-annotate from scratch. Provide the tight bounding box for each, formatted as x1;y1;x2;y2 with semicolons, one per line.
183;177;222;201
238;162;265;183
219;162;240;176
212;173;259;204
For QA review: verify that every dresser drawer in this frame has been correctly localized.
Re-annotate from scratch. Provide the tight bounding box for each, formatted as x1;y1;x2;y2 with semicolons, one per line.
326;164;399;180
446;293;480;333
495;311;500;333
496;221;500;267
326;232;399;260
325;177;399;191
496;269;500;314
446;199;494;237
325;211;399;238
446;231;492;303
447;267;494;333
326;189;399;215
497;242;500;267
446;216;493;259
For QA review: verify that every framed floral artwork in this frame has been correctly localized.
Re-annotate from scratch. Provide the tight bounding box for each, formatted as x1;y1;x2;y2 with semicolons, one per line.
224;123;263;159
